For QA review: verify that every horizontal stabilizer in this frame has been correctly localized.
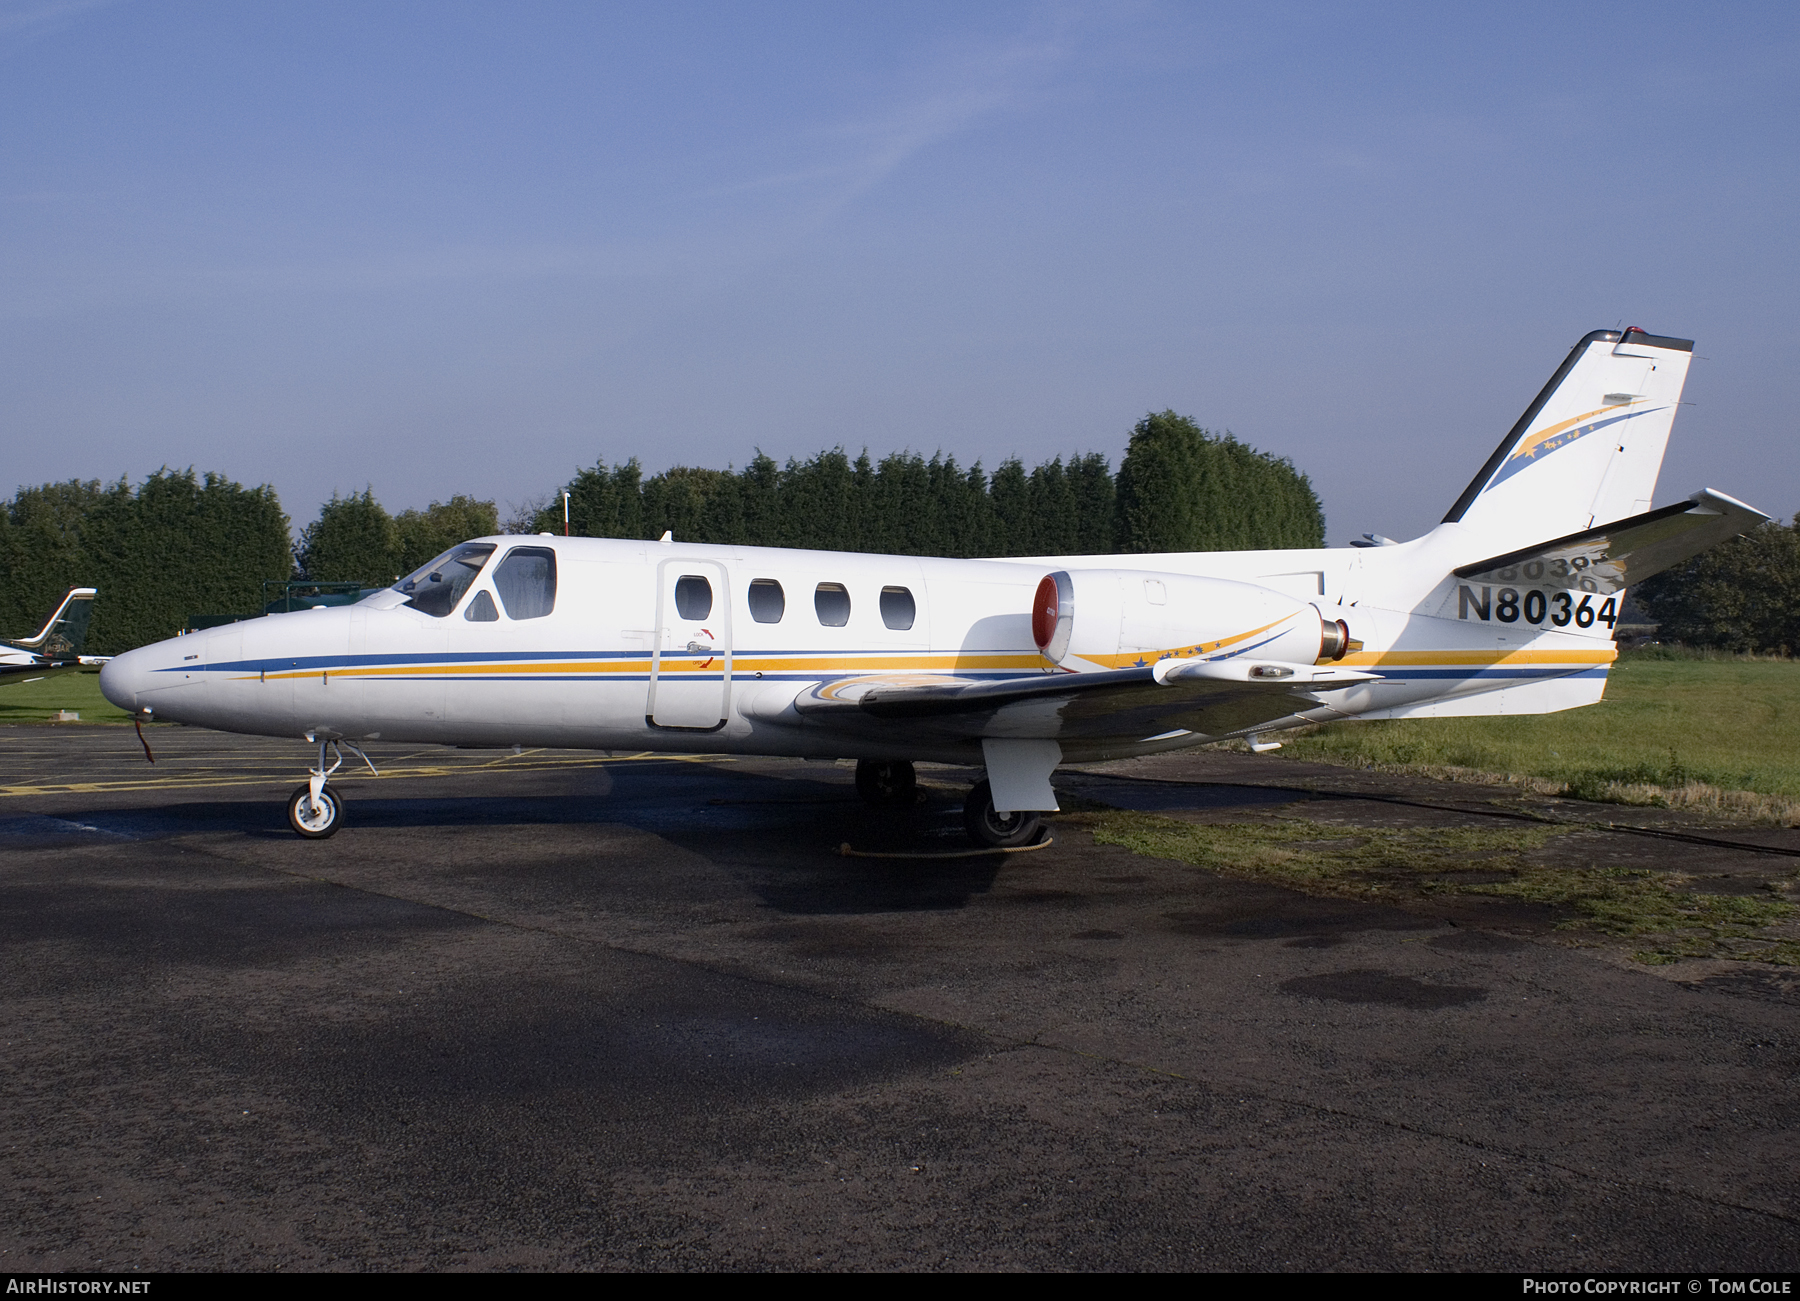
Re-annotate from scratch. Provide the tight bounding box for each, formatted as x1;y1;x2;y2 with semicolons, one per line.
1453;490;1769;595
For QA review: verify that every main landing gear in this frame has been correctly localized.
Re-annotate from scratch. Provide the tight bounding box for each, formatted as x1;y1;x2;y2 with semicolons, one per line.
287;736;378;839
962;779;1045;849
854;760;1046;848
854;759;918;807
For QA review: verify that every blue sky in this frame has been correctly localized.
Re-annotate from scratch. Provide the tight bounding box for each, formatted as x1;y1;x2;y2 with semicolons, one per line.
3;1;1795;543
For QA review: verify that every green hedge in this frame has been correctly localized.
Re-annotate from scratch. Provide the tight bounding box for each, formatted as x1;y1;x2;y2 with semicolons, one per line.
1;418;1326;654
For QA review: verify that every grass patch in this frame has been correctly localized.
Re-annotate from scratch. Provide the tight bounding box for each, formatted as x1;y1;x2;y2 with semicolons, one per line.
1083;809;1572;896
1458;867;1797;966
1082;809;1800;966
1274;653;1800;817
0;670;134;724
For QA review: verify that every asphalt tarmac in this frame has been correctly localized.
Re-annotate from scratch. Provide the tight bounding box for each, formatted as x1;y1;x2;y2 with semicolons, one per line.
2;724;1798;1271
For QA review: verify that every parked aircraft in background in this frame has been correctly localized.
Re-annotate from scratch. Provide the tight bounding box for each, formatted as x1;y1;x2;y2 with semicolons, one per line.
3;588;100;685
100;328;1764;846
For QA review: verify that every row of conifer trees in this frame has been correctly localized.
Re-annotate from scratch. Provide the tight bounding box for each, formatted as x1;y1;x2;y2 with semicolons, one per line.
518;412;1325;558
2;413;1326;654
0;471;291;661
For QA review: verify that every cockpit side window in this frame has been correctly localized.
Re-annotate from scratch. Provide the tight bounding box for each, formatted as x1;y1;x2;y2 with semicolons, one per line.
396;543;496;618
494;547;557;620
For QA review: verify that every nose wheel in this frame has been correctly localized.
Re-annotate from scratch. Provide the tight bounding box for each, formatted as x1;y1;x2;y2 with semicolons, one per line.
288;783;343;838
286;736;377;839
963;779;1045;848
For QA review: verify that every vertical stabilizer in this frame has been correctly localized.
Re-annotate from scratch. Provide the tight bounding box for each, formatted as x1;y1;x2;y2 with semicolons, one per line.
7;588;97;657
1441;328;1693;552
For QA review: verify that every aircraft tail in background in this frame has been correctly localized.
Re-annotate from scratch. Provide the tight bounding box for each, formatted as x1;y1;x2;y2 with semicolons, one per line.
6;587;98;657
2;588;99;683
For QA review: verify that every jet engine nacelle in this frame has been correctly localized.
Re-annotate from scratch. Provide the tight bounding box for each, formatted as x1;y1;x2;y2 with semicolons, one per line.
1032;569;1353;669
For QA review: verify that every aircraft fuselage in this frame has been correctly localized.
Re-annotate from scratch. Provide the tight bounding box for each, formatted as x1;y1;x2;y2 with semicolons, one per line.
99;533;1614;766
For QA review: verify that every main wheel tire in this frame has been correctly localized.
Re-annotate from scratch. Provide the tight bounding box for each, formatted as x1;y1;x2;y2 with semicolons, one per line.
855;759;918;807
962;778;1044;848
287;783;343;839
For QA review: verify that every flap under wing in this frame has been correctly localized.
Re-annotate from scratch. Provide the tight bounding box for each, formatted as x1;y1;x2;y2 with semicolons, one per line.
1453;490;1768;595
762;660;1379;746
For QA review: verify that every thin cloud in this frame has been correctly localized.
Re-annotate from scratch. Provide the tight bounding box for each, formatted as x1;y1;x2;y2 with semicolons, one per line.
709;18;1080;231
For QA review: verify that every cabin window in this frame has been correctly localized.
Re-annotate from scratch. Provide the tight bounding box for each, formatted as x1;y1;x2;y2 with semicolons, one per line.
748;578;785;623
674;574;713;621
814;582;851;627
494;547;557;620
397;543;495;618
464;590;499;622
879;586;916;630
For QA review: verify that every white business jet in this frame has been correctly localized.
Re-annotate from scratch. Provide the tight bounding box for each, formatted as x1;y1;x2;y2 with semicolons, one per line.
100;328;1764;845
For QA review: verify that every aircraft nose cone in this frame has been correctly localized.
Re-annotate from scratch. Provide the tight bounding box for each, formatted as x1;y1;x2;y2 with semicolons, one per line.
99;648;150;714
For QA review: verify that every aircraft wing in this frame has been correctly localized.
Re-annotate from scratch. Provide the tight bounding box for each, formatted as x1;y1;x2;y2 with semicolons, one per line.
0;660;81;685
762;661;1378;745
1453;490;1768;594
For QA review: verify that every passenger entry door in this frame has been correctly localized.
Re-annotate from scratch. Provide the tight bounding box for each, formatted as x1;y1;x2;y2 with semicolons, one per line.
647;559;733;732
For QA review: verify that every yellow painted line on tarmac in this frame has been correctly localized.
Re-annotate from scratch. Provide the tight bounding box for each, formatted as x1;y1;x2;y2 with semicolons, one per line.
0;750;731;798
1;774;294;797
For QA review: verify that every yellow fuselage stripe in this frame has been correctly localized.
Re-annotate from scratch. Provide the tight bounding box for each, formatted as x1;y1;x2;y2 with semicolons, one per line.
237;639;1616;683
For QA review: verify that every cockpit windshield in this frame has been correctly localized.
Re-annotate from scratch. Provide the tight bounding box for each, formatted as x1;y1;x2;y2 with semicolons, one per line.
394;543;496;617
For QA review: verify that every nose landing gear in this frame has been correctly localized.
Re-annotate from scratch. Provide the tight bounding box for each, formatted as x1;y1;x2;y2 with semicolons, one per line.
287;736;378;839
288;783;343;838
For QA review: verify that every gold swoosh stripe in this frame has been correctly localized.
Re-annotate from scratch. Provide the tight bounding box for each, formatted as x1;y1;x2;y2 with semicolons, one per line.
1508;400;1646;463
1083;613;1300;671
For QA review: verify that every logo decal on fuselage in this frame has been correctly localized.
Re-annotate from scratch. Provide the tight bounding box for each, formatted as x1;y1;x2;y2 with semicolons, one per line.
1486;403;1663;491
